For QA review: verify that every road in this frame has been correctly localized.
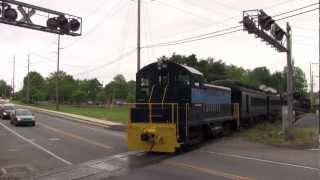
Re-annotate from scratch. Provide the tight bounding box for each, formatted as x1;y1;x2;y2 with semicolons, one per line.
0;110;127;178
0;109;319;179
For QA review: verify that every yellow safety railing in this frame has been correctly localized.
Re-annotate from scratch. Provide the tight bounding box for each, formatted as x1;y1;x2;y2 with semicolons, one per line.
128;103;179;124
128;103;187;140
233;103;240;129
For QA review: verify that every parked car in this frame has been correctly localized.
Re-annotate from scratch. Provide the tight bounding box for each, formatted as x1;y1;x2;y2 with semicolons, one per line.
1;104;15;120
10;109;35;126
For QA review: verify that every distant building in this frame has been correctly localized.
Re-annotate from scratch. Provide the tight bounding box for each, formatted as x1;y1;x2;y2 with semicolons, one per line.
259;84;278;94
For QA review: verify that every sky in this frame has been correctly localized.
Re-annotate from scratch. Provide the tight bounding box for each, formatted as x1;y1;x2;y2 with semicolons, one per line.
0;0;318;92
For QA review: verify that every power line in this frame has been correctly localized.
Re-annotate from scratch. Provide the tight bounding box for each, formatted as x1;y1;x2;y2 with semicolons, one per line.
73;48;137;77
62;0;128;50
142;25;242;48
272;2;319;17
275;7;319;21
30;53;88;68
142;2;319;49
144;29;242;48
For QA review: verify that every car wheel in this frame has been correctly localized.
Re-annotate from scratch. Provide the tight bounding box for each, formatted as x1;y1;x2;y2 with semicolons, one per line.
31;122;36;126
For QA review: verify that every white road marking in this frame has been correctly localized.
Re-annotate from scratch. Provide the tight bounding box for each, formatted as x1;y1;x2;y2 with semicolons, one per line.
0;121;72;165
203;150;319;171
309;148;320;151
49;138;61;141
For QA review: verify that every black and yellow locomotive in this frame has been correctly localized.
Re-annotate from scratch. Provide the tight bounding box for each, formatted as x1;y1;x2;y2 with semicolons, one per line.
128;61;241;153
128;60;282;153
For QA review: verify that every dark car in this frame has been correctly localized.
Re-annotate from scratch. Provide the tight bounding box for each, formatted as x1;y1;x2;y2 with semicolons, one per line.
1;104;15;120
10;109;35;126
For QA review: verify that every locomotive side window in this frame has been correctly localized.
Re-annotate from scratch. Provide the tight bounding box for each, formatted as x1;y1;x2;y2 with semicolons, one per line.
177;74;190;86
141;78;149;87
193;75;203;88
139;77;150;98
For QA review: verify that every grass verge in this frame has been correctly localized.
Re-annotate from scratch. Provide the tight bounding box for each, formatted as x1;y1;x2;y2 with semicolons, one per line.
14;101;129;124
239;120;318;148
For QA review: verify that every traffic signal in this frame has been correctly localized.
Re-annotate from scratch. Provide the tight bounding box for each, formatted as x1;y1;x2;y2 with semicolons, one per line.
243;15;256;33
258;10;274;31
271;24;286;41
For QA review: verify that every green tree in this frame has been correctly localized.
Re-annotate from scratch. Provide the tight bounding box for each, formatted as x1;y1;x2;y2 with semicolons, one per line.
47;71;76;103
112;74;128;100
78;78;102;101
0;80;12;98
127;80;136;102
96;90;107;103
71;90;87;104
21;72;47;103
248;67;273;87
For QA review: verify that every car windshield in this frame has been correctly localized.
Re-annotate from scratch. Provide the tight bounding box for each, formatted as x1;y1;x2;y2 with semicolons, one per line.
16;110;32;116
4;106;14;110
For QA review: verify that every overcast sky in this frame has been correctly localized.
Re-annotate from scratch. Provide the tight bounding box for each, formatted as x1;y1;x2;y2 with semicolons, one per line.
0;0;318;91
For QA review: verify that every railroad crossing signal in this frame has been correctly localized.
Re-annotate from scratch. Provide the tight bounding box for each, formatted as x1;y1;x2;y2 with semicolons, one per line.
258;10;274;31
242;10;287;52
0;0;82;36
242;9;294;140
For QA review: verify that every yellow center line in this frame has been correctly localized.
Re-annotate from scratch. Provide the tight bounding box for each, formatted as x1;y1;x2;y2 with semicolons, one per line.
38;122;113;150
163;161;255;180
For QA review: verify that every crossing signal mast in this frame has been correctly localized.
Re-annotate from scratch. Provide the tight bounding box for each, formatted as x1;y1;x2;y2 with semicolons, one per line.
242;10;294;140
0;0;82;110
0;0;82;36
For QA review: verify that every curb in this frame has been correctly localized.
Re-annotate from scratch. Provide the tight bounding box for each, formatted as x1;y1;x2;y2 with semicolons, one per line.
15;104;127;132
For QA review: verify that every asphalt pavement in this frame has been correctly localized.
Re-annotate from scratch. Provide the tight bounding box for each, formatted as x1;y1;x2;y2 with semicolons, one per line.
0;109;319;180
295;113;319;129
108;138;320;180
0;110;127;178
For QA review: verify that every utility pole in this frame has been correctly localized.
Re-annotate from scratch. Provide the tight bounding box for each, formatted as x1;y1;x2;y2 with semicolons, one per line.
311;71;314;108
56;34;61;110
27;54;30;104
286;22;294;140
137;0;141;72
12;56;15;98
318;0;320;136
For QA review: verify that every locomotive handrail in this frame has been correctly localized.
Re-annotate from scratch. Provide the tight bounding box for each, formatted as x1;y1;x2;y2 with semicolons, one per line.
149;85;156;103
233;103;240;129
161;84;168;107
127;103;180;124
